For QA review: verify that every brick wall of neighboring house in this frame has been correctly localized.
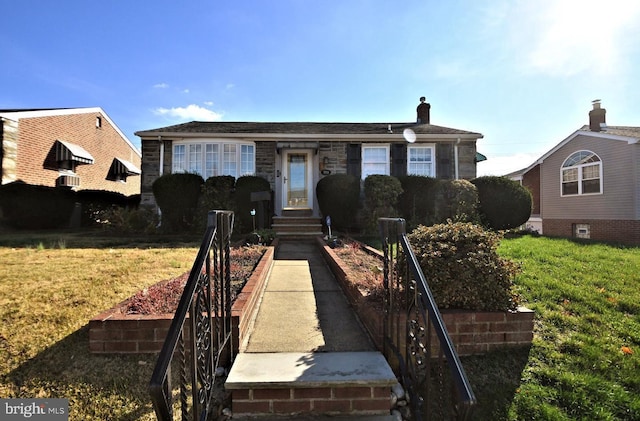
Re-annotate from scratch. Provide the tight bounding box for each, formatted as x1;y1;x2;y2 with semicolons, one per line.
543;218;640;245
13;112;140;195
522;164;540;215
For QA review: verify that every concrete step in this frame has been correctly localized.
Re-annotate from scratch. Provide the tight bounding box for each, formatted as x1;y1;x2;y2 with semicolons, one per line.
272;216;323;238
225;352;397;419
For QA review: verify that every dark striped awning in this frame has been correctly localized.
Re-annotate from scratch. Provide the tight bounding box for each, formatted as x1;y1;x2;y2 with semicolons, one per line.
110;158;141;176
55;140;94;164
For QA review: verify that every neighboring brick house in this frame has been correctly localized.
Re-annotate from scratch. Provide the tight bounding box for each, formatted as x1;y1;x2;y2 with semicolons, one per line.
508;101;640;245
1;108;141;196
136;98;484;217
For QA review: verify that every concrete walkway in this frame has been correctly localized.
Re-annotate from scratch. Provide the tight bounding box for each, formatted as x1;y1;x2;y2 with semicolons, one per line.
243;240;374;353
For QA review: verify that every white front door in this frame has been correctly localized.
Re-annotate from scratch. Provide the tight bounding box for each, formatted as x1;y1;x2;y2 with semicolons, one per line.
282;150;313;210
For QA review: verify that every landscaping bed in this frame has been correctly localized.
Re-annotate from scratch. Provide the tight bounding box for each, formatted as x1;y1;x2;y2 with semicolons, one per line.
318;237;534;356
89;244;272;354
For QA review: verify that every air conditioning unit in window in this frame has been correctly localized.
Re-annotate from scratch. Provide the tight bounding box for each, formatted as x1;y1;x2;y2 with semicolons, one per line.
57;174;80;187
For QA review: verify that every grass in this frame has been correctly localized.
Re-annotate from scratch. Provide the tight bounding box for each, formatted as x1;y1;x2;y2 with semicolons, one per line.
465;235;640;420
1;230;639;420
0;229;200;420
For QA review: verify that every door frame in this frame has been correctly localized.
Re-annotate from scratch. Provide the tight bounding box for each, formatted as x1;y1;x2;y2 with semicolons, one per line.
275;148;316;215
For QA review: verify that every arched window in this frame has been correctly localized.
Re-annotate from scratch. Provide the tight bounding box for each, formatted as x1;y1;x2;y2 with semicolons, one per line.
561;150;602;196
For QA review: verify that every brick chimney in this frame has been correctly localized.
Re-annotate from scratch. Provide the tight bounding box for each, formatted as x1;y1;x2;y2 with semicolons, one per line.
589;99;606;132
417;96;430;124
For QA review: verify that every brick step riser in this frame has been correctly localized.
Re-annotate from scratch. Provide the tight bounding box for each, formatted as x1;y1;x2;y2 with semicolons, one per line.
232;385;391;417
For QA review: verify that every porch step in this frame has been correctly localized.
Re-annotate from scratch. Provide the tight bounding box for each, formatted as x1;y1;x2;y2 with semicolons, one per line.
272;216;323;238
225;352;397;418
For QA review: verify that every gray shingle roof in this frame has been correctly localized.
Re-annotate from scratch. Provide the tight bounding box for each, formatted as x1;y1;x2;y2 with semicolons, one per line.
579;124;640;139
135;121;482;137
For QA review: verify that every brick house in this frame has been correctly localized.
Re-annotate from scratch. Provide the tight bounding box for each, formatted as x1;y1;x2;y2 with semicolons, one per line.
136;98;484;220
1;108;141;196
508;101;640;245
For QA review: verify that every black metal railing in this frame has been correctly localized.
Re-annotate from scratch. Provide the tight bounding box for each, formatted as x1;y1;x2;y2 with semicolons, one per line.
379;218;476;421
150;210;235;421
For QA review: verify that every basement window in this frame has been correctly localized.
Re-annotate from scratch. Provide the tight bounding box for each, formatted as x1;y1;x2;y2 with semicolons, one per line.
573;223;590;239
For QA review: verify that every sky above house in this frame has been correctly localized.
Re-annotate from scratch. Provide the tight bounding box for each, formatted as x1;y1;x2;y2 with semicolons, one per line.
2;0;639;176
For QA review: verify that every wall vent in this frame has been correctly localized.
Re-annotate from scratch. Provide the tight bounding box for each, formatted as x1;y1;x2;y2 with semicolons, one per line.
573;223;590;239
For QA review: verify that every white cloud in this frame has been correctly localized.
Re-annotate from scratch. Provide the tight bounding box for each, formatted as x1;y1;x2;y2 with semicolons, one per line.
153;104;223;121
182;89;190;94
203;101;214;106
153;82;169;89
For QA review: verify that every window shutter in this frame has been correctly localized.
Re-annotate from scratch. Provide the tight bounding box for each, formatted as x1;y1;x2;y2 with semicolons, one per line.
437;143;453;179
347;143;361;179
391;143;407;177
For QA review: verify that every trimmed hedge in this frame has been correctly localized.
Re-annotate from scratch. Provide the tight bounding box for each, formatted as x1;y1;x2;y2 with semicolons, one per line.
196;176;236;231
432;179;479;224
471;176;533;230
361;175;402;233
234;175;271;233
397;175;438;229
316;174;360;231
407;222;520;311
152;173;204;233
0;181;76;229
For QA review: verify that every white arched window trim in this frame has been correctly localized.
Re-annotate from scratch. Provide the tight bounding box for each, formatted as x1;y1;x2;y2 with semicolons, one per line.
560;150;602;196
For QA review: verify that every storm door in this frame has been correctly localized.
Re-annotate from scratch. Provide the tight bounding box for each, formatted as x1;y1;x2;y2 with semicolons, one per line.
282;150;312;210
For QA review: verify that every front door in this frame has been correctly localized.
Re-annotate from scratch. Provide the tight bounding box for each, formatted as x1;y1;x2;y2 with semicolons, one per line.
282;150;313;210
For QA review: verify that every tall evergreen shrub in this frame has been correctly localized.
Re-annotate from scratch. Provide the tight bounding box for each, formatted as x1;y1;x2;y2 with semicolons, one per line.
432;179;479;224
471;176;533;230
316;174;360;231
152;173;204;233
196;176;236;230
397;175;438;229
234;175;271;233
0;181;76;229
361;175;402;233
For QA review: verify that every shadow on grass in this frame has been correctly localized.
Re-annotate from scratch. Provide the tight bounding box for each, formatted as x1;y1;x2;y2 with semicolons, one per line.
5;325;158;420
462;346;531;421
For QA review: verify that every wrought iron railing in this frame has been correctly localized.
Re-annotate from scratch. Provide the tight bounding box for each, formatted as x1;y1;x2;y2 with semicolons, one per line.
379;218;476;420
150;210;235;421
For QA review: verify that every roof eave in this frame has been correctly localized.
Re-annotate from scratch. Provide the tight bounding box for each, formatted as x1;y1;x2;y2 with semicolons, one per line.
136;131;482;141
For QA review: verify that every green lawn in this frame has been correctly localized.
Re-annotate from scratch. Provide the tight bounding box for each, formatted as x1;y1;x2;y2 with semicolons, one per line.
465;235;640;420
0;232;638;420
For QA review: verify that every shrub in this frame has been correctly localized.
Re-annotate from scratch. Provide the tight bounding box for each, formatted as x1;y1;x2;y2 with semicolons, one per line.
316;174;360;231
152;173;204;233
196;176;236;230
471;176;533;230
397;175;438;229
76;189;129;227
361;175;402;233
406;221;520;311
0;181;76;229
234;175;271;233
432;179;479;224
99;206;158;234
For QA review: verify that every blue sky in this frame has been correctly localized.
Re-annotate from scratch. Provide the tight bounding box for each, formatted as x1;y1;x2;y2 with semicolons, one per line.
2;0;639;175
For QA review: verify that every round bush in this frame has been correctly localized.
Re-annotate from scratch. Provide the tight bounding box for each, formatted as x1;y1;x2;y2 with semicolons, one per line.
471;176;533;230
361;175;403;233
234;175;271;233
316;174;360;231
196;176;236;231
432;179;479;224
152;173;204;232
397;175;438;228
406;221;520;311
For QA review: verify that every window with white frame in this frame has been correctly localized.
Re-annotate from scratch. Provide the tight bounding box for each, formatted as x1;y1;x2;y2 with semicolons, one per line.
172;141;255;178
561;150;602;196
361;145;389;179
407;145;435;176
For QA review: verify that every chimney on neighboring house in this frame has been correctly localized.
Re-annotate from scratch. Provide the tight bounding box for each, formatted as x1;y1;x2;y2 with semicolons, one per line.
417;96;431;124
589;99;606;132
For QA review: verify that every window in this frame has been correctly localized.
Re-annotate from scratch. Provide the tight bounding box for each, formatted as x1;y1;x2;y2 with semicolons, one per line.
407;145;435;176
361;145;389;179
172;141;255;178
561;150;602;196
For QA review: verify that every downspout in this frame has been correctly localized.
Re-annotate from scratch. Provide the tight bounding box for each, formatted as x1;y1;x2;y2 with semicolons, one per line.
454;138;460;180
157;136;164;226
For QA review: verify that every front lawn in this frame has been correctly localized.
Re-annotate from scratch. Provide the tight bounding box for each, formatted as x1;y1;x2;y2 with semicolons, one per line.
466;235;640;420
0;233;638;420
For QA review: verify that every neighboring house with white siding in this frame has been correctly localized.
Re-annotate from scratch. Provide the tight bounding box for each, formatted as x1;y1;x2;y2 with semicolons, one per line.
508;101;640;245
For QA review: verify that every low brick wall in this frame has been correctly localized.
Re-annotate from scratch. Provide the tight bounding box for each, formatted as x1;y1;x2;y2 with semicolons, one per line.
89;242;276;354
232;386;391;417
318;238;534;356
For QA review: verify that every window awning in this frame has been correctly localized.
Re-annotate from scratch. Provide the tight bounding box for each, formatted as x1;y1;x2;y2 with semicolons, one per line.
475;152;487;163
110;158;141;176
55;140;94;164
